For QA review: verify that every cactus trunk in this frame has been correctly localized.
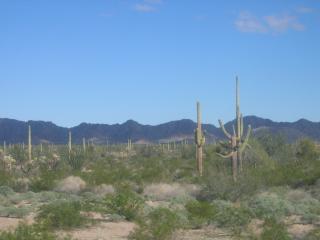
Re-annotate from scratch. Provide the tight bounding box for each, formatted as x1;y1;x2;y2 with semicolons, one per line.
195;102;205;176
68;130;72;157
28;125;32;162
83;137;86;152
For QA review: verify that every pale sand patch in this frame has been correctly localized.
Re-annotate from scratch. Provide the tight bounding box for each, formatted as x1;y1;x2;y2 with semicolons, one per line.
288;224;315;239
174;226;234;240
0;217;21;231
0;214;35;231
247;219;264;237
59;222;136;240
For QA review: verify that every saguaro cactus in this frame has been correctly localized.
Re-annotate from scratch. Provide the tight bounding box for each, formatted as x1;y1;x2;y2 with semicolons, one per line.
28;125;32;162
68;130;72;157
83;137;86;152
218;77;251;182
3;141;6;156
195;102;205;176
127;139;132;151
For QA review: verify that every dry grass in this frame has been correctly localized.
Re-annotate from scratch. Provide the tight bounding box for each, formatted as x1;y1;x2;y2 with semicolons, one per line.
55;176;86;194
143;183;200;201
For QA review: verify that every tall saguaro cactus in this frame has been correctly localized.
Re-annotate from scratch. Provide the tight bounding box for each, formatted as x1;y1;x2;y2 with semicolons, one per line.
83;137;86;152
28;125;32;162
218;77;251;182
195;102;205;176
68;130;72;157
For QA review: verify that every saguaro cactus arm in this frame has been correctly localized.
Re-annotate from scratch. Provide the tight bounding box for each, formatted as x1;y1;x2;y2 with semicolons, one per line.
239;125;252;153
240;114;244;137
219;120;232;139
217;152;234;159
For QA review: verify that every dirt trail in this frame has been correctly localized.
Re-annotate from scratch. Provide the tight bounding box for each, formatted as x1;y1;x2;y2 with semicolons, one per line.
175;227;234;240
59;222;136;240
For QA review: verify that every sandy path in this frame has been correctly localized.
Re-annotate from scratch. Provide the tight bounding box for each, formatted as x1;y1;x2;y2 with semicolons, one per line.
60;222;136;240
0;217;21;231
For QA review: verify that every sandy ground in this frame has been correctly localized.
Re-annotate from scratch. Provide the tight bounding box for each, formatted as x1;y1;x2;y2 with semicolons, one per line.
59;222;136;240
175;227;234;240
0;217;21;231
0;214;35;232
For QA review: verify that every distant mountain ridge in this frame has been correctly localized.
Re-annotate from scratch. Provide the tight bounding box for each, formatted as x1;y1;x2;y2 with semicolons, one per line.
0;116;320;144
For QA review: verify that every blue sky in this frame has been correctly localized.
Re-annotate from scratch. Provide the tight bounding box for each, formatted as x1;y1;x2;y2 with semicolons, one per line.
1;0;320;127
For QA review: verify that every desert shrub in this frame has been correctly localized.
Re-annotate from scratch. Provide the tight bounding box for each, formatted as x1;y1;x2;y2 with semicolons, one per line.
9;145;27;165
37;201;86;230
30;170;64;192
55;176;86;194
212;202;252;228
129;208;180;240
284;189;320;223
256;133;286;157
304;228;320;240
104;188;143;221
0;223;58;240
295;139;319;162
93;184;115;196
185;200;216;228
0;170;13;186
0;206;31;218
260;218;291;240
60;149;86;171
249;192;294;219
0;186;14;196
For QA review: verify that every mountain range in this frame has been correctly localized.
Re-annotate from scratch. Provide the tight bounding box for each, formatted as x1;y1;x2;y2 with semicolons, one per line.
0;116;320;145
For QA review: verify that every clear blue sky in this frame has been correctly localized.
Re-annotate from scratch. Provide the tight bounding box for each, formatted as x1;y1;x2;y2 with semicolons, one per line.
1;0;319;127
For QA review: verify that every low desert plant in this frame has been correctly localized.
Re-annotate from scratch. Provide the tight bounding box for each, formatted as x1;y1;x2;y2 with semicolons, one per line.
212;201;252;228
129;208;180;240
260;218;291;240
304;228;320;240
185;200;216;228
36;201;87;230
104;188;143;221
249;192;294;219
0;223;60;240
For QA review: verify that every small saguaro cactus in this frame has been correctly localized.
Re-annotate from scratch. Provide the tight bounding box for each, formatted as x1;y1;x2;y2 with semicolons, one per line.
195;102;205;176
28;125;32;163
217;77;251;182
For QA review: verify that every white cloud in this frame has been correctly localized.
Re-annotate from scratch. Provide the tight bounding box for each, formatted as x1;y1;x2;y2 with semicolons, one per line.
235;12;267;33
235;11;305;34
296;7;314;14
134;0;163;13
144;0;163;4
134;3;155;12
264;15;305;32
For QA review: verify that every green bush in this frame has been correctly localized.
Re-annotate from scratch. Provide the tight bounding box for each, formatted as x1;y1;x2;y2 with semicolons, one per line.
212;201;252;228
249;192;294;219
30;170;65;192
304;228;320;240
104;188;143;221
129;208;180;240
0;223;57;240
36;201;86;230
260;218;291;240
185;200;216;228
